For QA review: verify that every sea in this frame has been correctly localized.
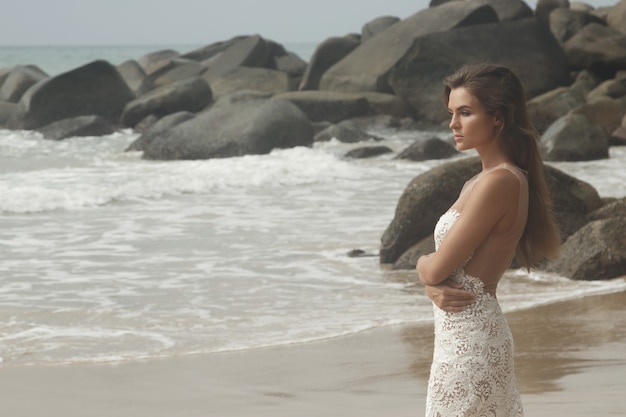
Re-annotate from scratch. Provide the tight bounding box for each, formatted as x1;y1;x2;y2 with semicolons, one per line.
1;43;625;367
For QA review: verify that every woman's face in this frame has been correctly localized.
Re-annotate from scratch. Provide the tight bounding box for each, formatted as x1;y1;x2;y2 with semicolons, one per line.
447;87;500;152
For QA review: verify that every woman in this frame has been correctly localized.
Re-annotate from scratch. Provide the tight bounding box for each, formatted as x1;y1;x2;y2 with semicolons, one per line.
417;64;560;416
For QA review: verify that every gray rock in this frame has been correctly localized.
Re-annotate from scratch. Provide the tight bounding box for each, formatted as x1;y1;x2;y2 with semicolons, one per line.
587;77;626;101
572;96;626;135
395;137;459;161
121;77;212;128
37;115;114;140
610;125;626;146
319;1;499;94
388;18;570;123
549;7;605;45
535;0;570;22
209;67;293;100
392;236;436;270
587;200;626;222
344;146;393;159
7;60;134;130
126;111;196;152
361;16;400;42
483;0;534;21
152;60;207;88
117;60;152;97
142;96;313;160
607;0;626;35
138;49;181;77
202;35;274;80
527;86;587;134
564;23;626;75
0;102;17;126
272;91;372;123
0;65;48;103
274;52;308;78
299;34;360;91
545;217;626;280
541;112;610;161
381;156;602;265
181;37;246;61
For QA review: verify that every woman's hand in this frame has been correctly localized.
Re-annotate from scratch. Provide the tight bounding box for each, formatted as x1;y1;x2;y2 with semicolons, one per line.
424;279;476;312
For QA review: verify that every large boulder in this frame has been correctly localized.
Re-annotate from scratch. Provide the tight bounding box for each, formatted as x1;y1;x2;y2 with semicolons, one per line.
271;91;372;123
395;137;459;161
484;0;534;21
549;7;605;45
7;60;134;130
314;124;383;143
587;76;626;101
564;23;626;75
181;36;247;62
0;102;17;126
545;217;626;280
319;1;499;94
607;0;626;35
137;49;181;77
535;0;570;22
381;156;602;265
121;77;212;128
116;60;152;97
572;96;626;135
299;35;361;91
209;67;293;100
142;96;313;160
527;86;587;134
202;35;275;80
361;16;400;42
0;65;48;103
388;18;570;123
37;115;114;140
541;112;610;161
151;60;207;88
126;111;196;152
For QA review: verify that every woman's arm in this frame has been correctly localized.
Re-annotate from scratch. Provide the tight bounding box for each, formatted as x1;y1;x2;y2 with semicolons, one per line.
424;280;476;312
417;169;519;285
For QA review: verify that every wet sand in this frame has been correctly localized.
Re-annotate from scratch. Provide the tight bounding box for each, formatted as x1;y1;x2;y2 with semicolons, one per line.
1;288;625;416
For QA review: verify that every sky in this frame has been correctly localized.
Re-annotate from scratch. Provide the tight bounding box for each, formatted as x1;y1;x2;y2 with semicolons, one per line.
0;0;618;46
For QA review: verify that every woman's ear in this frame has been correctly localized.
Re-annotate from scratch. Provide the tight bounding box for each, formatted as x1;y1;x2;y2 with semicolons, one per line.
494;112;502;126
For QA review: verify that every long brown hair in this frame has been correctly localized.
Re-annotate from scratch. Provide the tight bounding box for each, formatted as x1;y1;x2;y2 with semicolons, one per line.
443;63;560;269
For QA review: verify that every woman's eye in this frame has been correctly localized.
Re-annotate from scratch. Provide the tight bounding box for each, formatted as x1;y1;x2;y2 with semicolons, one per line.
461;111;470;117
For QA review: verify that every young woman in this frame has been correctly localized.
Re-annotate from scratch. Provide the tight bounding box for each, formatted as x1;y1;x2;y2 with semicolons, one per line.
417;64;560;416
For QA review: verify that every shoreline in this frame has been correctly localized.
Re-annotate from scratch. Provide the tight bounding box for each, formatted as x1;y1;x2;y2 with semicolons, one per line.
1;288;626;416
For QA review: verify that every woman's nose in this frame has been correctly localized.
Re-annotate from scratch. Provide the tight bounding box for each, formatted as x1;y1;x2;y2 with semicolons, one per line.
449;115;459;130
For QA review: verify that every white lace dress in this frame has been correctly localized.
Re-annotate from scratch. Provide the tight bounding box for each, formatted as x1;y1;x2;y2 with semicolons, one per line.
425;209;524;417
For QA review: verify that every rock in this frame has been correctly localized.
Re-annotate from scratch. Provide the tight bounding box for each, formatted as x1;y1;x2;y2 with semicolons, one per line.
209;67;293;100
541;112;610;161
299;34;361;91
395;137;459;161
610;125;626;146
37;115;114;140
202;35;274;80
483;0;534;21
0;102;17;126
564;23;626;76
181;36;246;61
7;60;134;130
545;217;626;280
344;146;393;159
152;60;207;88
361;16;400;42
272;91;372;123
535;0;570;22
572;96;626;135
549;7;605;45
569;69;603;98
570;2;594;13
126;111;196;152
354;92;414;119
587;200;626;221
274;52;308;78
117;60;152;97
142;96;313;160
0;66;14;87
388;18;570;123
392;236;436;270
527;86;586;134
587;77;626;101
314;124;383;143
121;77;212;128
0;65;48;103
380;157;481;264
319;1;499;94
607;0;626;35
381;156;602;265
137;49;181;77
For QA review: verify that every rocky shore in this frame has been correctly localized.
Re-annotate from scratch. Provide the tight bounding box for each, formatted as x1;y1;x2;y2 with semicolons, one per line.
0;0;625;281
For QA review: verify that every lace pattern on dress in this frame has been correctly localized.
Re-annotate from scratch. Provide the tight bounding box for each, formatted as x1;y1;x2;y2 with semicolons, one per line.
426;209;524;417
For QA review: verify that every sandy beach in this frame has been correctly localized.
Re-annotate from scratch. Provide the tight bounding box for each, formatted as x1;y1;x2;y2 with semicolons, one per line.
1;286;625;417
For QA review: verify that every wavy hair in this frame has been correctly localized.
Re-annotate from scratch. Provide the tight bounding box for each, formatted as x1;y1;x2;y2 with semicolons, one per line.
443;63;560;269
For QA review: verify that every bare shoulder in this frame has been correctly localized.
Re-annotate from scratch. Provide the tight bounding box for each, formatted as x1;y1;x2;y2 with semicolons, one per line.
473;168;521;199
